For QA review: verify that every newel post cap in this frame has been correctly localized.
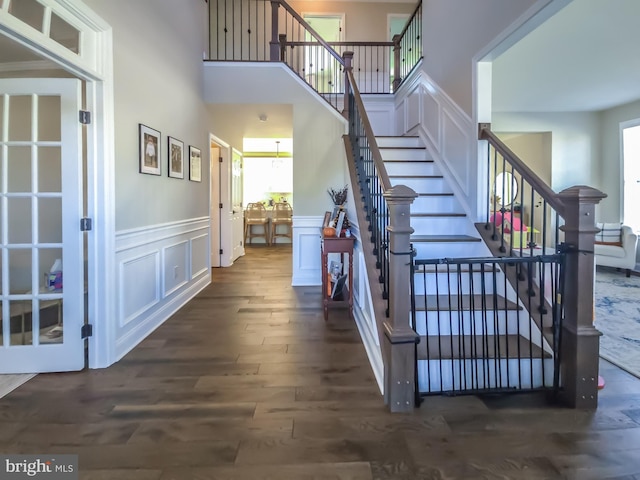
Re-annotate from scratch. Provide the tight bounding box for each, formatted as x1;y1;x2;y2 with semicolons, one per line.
383;185;418;204
557;185;607;203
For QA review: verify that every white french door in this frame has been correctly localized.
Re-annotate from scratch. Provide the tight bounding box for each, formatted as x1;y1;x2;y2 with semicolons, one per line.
0;78;85;373
231;148;244;261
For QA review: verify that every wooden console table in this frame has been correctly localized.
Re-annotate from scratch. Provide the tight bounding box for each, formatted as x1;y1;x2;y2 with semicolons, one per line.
321;234;355;320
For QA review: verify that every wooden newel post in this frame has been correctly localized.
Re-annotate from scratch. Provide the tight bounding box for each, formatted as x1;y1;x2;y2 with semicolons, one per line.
392;34;401;91
342;51;353;120
557;185;607;409
269;1;280;61
383;184;418;412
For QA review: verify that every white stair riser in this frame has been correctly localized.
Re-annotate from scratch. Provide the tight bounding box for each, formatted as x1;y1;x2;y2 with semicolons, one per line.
380;148;429;161
413;310;524;336
376;136;422;148
385;161;437;177
411;195;463;214
390;177;449;193
410;216;473;235
412;241;488;259
417;358;555;393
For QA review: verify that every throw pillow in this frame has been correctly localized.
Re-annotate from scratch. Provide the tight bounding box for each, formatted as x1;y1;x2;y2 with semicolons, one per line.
595;222;622;246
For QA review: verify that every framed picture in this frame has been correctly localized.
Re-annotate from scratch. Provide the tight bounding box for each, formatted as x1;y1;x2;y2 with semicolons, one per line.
168;136;184;179
139;124;161;175
322;211;332;228
335;211;346;236
189;145;202;182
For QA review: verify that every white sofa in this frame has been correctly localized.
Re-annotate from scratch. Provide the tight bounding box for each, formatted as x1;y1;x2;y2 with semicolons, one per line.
594;223;638;277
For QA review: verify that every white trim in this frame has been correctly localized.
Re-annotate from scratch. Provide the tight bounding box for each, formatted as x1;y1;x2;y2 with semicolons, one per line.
0;0;117;370
394;69;476;219
190;233;210;279
115;218;211;359
162;240;190;298
353;305;383;395
118;251;161;327
116;217;209;252
620;118;640;228
291;215;322;286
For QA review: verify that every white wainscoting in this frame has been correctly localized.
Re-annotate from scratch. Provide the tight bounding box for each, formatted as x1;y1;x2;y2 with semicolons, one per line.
361;95;395;137
114;217;211;361
394;71;478;220
292;216;322;286
349;224;384;394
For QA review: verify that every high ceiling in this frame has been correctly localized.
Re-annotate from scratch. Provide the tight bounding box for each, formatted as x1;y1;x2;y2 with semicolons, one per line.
492;0;640;113
3;0;638;114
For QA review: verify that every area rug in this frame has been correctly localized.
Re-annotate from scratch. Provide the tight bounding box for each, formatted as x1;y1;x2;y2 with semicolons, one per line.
0;374;35;399
594;269;640;379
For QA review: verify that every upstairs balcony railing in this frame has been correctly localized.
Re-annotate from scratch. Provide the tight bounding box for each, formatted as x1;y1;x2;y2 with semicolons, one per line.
208;0;423;100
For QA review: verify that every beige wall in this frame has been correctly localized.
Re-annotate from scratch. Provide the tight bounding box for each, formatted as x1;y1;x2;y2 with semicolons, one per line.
84;0;212;231
204;64;348;216
422;0;538;116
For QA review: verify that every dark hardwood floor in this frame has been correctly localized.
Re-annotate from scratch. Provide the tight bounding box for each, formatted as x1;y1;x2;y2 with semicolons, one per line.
2;245;640;479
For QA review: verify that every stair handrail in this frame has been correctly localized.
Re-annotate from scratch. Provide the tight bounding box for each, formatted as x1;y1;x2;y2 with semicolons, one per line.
478;122;607;409
275;0;345;66
346;68;391;190
393;0;423;90
479;123;565;216
344;60;418;412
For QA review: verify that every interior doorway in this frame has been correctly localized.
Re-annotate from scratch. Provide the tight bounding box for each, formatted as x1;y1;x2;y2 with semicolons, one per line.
622;120;640;231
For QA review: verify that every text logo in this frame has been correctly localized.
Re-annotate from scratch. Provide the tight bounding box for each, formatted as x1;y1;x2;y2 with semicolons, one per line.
0;455;77;479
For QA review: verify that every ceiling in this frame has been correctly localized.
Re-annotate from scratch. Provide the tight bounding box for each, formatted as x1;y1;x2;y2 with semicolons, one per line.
492;0;640;113
3;0;638;115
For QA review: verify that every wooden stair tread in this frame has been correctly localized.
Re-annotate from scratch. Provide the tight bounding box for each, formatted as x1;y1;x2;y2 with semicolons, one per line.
411;213;466;218
370;192;454;197
383;159;433;162
418;193;454;197
389;175;443;179
379;146;426;150
411;235;481;243
414;294;522;311
414;264;499;274
416;334;550;360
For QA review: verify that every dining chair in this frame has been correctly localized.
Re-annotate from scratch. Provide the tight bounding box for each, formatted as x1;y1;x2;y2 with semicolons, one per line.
270;202;293;244
244;202;270;245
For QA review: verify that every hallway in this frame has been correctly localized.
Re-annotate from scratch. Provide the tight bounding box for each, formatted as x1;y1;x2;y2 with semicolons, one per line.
1;245;640;479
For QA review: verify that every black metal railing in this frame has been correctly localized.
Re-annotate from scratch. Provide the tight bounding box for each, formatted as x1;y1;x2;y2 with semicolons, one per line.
331;42;394;94
393;1;423;90
480;124;566;257
208;0;423;96
209;0;272;61
346;68;392;313
410;254;565;398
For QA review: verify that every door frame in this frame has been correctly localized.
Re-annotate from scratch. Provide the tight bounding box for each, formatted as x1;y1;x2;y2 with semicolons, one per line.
0;3;116;368
209;133;227;268
620;118;640;229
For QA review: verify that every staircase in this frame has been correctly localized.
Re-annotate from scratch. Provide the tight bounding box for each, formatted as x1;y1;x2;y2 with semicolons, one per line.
376;135;557;396
377;135;485;258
